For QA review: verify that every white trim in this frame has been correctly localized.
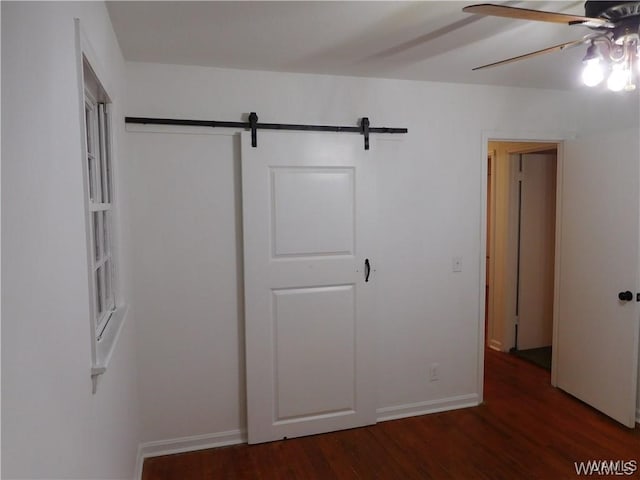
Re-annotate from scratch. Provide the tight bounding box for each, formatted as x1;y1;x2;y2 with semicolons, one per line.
376;394;480;423
75;18;100;378
481;130;575;144
477;137;488;404
135;430;247;480
486;148;497;353
95;305;128;367
133;395;480;478
76;19;113;102
76;19;126;394
133;394;480;479
550;142;565;387
90;305;128;394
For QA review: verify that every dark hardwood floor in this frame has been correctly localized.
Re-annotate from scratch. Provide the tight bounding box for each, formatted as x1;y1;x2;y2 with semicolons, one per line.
142;350;640;479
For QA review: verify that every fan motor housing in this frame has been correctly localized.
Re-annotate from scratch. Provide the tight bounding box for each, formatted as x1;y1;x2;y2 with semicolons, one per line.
585;1;640;20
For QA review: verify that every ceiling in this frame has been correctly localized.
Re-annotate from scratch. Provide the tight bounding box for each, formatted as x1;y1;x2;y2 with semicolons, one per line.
107;1;594;90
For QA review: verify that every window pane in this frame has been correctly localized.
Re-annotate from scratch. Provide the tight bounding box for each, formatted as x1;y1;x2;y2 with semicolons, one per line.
86;101;102;203
87;155;95;202
99;104;111;204
92;112;102;204
94;157;102;205
98;104;106;203
104;109;112;204
103;211;109;256
99;266;106;317
85;105;92;153
104;260;114;311
93;211;102;262
95;268;103;321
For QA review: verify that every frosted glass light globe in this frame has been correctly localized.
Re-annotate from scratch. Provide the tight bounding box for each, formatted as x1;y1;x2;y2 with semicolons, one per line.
607;64;627;92
581;59;604;87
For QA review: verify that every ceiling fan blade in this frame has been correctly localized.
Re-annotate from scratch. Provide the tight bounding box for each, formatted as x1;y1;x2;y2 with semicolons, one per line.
462;4;613;28
472;39;586;71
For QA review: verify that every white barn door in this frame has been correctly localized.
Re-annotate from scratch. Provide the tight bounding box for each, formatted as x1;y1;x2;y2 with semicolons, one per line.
555;129;639;427
241;131;377;444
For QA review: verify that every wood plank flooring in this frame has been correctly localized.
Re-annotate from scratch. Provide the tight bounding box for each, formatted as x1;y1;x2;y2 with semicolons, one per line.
142;350;640;479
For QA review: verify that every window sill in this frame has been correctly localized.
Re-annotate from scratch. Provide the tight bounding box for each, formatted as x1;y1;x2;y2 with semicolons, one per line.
91;304;128;393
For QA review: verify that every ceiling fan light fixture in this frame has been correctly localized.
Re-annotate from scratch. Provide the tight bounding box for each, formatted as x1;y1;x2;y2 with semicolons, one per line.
624;64;637;91
581;36;639;90
607;63;628;91
582;58;605;86
463;2;640;91
582;42;601;62
582;43;604;86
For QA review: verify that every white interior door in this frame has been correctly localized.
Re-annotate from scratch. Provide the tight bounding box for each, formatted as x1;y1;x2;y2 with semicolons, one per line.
517;152;557;350
555;129;639;427
241;130;377;444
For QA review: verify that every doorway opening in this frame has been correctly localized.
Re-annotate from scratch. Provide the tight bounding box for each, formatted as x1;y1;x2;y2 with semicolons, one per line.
485;141;558;372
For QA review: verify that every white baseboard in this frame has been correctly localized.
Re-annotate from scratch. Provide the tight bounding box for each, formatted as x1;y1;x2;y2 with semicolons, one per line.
488;339;502;352
376;393;480;422
133;396;480;478
135;429;247;480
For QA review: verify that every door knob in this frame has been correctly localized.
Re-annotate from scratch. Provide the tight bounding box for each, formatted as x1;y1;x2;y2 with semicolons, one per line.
618;291;633;301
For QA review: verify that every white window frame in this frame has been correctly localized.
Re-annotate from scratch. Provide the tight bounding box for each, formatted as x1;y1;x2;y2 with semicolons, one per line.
76;20;127;393
84;91;116;339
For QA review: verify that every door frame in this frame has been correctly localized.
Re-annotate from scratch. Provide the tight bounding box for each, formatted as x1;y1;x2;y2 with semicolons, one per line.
478;130;574;400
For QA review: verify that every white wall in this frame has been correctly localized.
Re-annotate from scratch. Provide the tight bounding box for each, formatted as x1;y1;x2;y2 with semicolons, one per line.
2;6;637;479
127;131;245;444
125;61;639;445
2;2;140;478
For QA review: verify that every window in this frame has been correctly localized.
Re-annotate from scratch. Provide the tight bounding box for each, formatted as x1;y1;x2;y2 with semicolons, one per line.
84;90;115;339
81;53;126;393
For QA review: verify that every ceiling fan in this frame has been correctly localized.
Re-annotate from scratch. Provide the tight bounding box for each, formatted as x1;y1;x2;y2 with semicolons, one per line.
462;2;640;91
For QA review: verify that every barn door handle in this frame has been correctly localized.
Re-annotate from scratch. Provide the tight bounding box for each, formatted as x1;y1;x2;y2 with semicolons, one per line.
364;259;371;282
618;291;633;301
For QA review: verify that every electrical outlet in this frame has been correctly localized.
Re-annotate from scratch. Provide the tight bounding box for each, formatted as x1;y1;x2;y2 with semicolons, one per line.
429;363;439;382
